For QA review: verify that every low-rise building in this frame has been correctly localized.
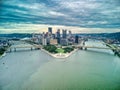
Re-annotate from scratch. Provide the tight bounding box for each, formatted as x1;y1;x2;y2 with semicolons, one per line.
50;39;58;45
42;38;47;45
60;38;68;46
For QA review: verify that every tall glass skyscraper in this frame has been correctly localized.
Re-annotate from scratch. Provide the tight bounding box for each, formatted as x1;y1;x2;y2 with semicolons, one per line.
56;29;61;44
75;35;79;44
48;27;52;34
62;30;67;38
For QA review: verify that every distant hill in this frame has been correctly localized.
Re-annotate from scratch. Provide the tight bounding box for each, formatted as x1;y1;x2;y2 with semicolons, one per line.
77;32;120;41
105;32;120;41
0;33;32;39
0;32;120;41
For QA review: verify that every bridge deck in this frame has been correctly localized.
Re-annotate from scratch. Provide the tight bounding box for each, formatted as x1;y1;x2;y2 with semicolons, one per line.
10;45;41;49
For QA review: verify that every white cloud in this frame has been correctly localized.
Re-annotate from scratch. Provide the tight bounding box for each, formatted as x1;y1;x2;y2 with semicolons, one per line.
87;21;108;25
48;11;67;17
1;0;120;31
53;0;101;12
0;23;120;34
18;3;46;10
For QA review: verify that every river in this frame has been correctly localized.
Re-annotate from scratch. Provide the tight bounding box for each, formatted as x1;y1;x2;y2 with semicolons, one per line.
0;40;120;90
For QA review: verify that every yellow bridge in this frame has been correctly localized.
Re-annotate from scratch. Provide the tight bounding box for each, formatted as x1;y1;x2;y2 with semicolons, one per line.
8;44;42;52
77;46;110;50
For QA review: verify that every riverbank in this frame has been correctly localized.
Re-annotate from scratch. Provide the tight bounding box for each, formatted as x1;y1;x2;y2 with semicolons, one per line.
0;49;6;59
0;46;10;59
0;52;6;59
105;43;120;57
41;48;78;58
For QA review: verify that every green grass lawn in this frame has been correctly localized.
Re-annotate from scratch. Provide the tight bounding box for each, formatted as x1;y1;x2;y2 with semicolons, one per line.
56;48;65;53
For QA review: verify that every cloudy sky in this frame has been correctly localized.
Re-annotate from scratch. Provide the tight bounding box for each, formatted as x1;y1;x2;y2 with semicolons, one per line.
0;0;120;33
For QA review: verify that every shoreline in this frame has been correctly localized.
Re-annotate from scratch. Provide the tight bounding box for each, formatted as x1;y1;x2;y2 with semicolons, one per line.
41;48;78;59
0;52;6;59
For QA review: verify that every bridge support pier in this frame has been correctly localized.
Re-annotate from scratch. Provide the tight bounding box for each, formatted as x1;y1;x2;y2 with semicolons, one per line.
84;47;87;50
112;49;115;52
9;48;12;52
14;48;16;52
114;51;117;56
31;47;33;51
79;47;83;50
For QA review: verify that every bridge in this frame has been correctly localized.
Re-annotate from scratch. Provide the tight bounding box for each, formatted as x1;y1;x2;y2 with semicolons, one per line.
68;44;120;50
7;40;120;57
73;44;120;57
63;45;111;50
7;44;42;52
105;43;120;56
62;44;120;56
76;46;110;50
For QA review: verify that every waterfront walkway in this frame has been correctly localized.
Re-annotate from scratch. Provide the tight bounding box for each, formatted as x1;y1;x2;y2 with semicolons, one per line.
41;49;78;59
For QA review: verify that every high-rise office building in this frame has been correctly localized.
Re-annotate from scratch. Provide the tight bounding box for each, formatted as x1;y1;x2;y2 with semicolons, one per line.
56;29;60;38
60;38;68;46
75;35;79;44
32;33;35;39
42;32;45;38
47;37;50;45
52;34;56;39
42;38;47;46
48;27;52;34
62;29;67;38
56;29;61;44
68;30;72;37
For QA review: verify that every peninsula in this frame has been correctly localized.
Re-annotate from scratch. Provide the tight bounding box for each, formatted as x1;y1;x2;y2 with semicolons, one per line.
42;45;78;58
30;27;81;58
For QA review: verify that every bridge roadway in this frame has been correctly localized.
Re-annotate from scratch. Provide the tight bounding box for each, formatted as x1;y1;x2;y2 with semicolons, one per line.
7;43;120;55
77;46;110;49
63;44;120;51
7;44;42;52
10;45;118;51
62;45;110;50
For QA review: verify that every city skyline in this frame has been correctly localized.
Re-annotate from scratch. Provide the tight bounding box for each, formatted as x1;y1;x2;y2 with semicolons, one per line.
0;0;120;33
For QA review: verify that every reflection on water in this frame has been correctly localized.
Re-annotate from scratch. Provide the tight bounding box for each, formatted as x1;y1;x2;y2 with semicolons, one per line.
0;41;120;90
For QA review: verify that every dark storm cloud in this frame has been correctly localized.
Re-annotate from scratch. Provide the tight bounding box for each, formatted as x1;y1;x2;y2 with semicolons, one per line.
0;0;120;33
